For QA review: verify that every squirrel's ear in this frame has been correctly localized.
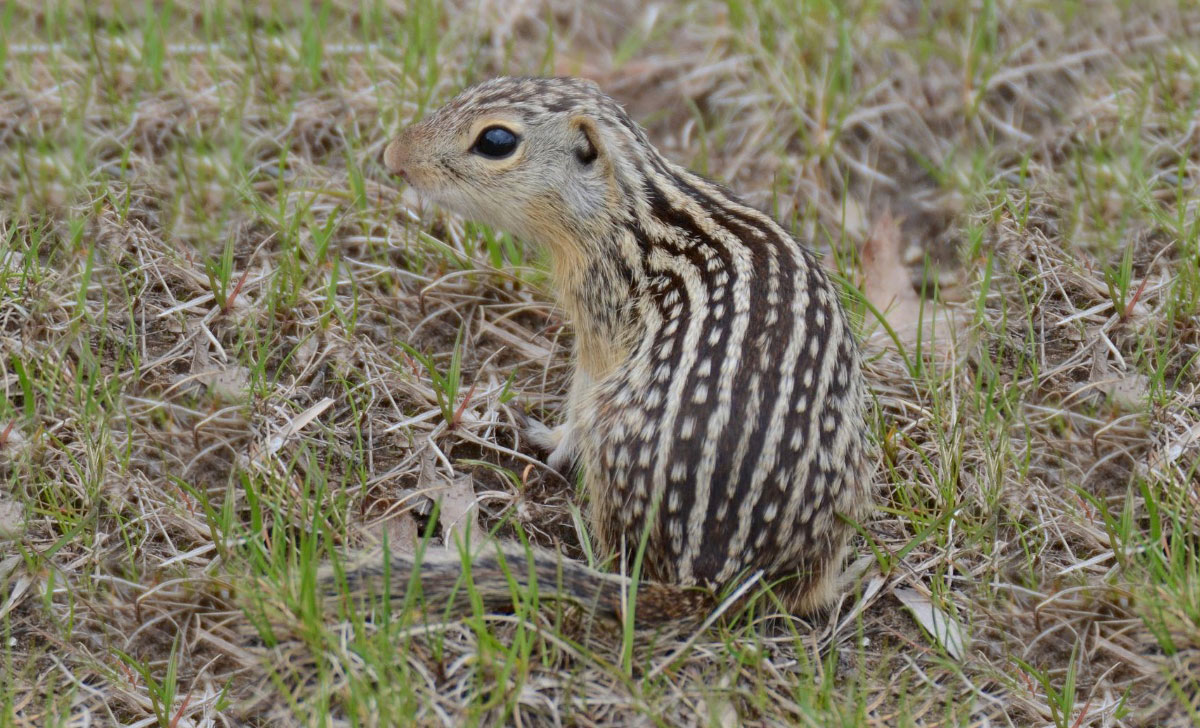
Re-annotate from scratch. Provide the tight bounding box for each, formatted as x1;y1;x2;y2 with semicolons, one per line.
570;116;602;166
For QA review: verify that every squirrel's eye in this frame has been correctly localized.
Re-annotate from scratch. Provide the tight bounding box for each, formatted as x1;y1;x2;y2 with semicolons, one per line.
472;126;520;159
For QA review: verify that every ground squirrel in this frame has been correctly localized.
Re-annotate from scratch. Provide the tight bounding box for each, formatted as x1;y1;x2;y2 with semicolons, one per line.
365;76;873;624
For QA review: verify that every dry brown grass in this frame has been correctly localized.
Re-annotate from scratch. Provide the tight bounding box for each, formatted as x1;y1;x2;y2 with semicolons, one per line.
2;1;1199;725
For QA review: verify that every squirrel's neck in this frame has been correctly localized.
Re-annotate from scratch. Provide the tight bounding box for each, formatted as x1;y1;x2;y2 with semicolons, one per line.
549;228;641;380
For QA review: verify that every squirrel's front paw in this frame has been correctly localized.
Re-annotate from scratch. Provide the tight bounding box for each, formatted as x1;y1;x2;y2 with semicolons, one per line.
515;412;578;475
521;415;563;451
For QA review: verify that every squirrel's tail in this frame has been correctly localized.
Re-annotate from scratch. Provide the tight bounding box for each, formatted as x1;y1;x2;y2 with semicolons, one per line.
321;541;714;627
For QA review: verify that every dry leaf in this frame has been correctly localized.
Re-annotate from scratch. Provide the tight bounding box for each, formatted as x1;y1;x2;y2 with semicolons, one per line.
823;571;887;651
243;397;335;468
895;587;969;660
0;554;18;581
0;249;22;272
698;674;739;727
364;511;420;556
0;555;30;621
415;446;482;548
1073;341;1151;413
293;335;321;371
265;397;335;455
0;497;23;540
1144;420;1200;478
205;365;252;403
0;422;28;466
1070;374;1150;413
859;214;963;353
437;472;481;549
171;332;252;402
860;213;921;329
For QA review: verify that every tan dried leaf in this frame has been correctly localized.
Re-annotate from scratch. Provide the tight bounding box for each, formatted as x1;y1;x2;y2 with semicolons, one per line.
860;213;920;329
0;421;28;465
0;496;24;540
860;214;963;353
895;587;969;661
205;365;252;403
437;472;481;549
1070;373;1150;413
364;511;420;556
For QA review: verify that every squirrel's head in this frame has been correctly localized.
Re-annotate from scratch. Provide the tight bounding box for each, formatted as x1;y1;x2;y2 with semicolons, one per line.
385;77;646;246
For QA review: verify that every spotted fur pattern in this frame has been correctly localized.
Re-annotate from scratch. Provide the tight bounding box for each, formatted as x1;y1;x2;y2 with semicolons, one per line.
382;77;874;620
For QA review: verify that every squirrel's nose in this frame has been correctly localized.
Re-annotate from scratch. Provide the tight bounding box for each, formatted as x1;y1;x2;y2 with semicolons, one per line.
383;139;407;178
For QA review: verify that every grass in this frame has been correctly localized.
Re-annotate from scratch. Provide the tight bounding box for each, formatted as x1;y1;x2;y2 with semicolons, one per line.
2;0;1199;725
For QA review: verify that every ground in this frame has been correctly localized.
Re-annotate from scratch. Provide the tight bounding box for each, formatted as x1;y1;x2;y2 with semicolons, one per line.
2;1;1199;726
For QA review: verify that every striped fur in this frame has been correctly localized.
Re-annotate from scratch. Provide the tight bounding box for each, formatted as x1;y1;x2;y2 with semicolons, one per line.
381;77;874;620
